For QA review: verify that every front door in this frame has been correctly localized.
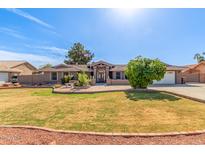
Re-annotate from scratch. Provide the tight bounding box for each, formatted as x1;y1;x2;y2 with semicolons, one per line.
96;71;105;83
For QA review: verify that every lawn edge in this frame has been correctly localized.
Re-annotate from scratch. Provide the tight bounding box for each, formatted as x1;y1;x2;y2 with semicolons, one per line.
1;125;205;137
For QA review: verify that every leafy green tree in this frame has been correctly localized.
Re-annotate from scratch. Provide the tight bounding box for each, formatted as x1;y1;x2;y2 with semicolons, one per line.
77;72;90;86
39;63;52;69
64;42;94;65
194;52;205;63
125;56;166;89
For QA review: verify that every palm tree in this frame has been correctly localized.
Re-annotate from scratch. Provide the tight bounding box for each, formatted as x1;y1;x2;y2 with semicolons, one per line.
194;52;205;63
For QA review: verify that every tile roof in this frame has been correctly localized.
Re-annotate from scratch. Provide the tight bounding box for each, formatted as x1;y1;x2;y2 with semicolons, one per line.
0;61;26;68
0;61;27;72
110;65;126;71
181;61;205;73
39;62;187;72
39;64;91;72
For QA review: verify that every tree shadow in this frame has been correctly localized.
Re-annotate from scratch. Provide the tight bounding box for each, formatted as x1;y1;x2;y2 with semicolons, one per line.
125;91;181;101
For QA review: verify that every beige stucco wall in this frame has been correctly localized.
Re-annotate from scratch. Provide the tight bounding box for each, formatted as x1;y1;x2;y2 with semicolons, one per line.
107;79;129;85
175;71;183;84
13;63;34;75
182;63;205;83
183;70;200;83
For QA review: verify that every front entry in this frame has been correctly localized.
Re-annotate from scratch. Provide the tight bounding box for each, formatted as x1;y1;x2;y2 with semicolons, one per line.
96;70;106;83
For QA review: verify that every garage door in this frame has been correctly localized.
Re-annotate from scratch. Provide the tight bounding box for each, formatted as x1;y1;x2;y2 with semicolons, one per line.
0;73;8;84
153;71;175;84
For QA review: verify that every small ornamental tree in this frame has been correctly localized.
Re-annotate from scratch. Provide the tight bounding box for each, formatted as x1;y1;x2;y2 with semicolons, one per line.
61;75;71;85
77;72;90;86
125;56;166;89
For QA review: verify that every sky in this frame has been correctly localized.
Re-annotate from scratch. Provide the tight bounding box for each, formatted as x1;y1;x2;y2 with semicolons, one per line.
0;8;205;67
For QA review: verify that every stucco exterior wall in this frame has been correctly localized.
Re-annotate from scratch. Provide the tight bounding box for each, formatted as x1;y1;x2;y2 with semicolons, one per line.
175;71;183;84
183;70;200;83
107;79;129;85
13;63;34;75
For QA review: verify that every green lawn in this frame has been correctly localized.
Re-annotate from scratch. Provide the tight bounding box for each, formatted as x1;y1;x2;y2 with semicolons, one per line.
1;88;205;133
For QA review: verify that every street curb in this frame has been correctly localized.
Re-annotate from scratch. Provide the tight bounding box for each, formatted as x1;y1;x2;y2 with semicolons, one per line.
1;125;205;137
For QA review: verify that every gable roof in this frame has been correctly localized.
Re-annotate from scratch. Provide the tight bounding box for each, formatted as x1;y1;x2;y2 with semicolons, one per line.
91;60;113;66
0;61;26;68
0;60;37;72
110;64;186;71
182;61;205;73
110;65;126;71
39;63;91;72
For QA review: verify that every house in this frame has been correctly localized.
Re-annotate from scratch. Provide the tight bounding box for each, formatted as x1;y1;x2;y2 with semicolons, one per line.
38;60;186;85
0;61;37;83
181;61;205;83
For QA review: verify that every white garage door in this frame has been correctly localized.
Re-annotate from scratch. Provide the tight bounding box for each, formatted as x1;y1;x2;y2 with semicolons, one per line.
153;71;175;84
0;73;8;84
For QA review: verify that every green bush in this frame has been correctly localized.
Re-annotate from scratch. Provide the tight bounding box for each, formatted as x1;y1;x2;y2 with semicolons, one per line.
77;72;90;86
125;56;166;89
61;75;71;84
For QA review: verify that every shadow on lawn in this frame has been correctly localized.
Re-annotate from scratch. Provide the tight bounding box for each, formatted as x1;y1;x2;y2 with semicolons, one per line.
125;91;181;101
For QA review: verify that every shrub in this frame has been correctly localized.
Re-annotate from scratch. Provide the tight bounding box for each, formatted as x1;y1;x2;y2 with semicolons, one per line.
77;72;90;86
61;75;71;84
125;56;166;89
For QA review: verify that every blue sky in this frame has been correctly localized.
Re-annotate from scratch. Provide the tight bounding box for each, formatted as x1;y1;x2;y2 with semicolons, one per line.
0;8;205;67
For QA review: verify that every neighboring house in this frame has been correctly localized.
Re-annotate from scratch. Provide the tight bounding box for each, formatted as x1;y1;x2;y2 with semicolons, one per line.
181;61;205;83
0;61;37;83
38;60;186;85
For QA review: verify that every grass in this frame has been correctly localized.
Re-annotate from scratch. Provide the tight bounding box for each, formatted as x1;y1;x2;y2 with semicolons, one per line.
1;88;205;133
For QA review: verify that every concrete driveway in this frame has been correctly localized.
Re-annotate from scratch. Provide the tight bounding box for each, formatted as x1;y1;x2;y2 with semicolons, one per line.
149;83;205;102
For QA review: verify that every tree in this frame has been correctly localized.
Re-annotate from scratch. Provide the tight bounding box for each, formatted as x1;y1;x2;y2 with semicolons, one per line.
125;56;166;89
61;75;71;85
39;63;52;69
194;52;205;63
77;72;91;86
64;42;94;65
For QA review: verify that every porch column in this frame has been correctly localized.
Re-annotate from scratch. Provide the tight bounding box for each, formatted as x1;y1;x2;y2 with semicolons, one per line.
106;66;109;80
93;66;97;82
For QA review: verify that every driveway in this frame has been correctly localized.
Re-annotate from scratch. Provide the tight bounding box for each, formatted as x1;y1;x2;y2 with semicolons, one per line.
149;83;205;102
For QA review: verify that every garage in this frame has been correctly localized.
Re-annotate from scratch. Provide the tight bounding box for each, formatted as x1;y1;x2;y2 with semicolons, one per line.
0;72;8;84
153;71;176;84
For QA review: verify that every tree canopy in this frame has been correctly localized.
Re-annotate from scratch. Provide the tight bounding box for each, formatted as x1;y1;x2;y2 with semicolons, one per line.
64;42;94;65
125;56;166;89
39;63;52;69
194;52;205;63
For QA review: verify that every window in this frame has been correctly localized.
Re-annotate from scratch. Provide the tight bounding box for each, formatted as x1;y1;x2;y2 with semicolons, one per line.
51;72;57;81
116;72;121;79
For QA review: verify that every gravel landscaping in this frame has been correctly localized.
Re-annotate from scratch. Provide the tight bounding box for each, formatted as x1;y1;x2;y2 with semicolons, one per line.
1;127;205;144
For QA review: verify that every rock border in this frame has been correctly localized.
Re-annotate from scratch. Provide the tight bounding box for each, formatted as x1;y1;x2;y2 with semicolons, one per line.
1;125;205;137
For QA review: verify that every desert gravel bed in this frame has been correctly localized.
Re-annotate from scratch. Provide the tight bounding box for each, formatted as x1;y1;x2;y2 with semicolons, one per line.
1;128;205;144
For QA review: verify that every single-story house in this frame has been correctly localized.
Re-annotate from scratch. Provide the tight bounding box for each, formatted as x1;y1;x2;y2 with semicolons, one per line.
0;61;37;83
181;61;205;83
2;60;204;85
38;60;186;85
